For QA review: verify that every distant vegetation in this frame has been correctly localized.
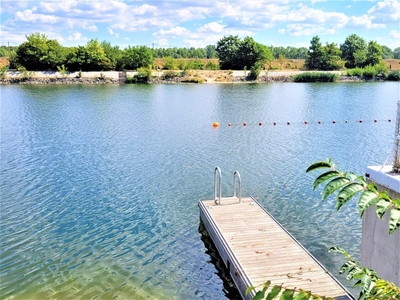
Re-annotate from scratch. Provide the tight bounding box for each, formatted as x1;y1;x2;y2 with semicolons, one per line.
293;72;339;82
0;32;399;81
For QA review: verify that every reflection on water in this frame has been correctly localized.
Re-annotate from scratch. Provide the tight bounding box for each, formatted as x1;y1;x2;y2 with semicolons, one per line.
0;83;397;299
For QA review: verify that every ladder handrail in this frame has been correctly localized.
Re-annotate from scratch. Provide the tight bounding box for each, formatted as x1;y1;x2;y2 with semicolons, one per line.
233;171;242;203
214;167;222;205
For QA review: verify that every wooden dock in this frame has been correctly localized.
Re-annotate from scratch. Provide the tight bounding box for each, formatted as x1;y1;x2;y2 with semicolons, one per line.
199;196;353;299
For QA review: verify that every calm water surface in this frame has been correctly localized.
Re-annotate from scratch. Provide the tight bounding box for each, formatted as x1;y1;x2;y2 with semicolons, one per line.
1;82;397;299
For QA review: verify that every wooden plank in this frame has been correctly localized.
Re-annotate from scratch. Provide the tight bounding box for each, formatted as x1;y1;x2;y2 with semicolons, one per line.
199;197;353;300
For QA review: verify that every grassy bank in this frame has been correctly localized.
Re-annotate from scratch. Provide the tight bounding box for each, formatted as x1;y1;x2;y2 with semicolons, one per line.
293;72;339;82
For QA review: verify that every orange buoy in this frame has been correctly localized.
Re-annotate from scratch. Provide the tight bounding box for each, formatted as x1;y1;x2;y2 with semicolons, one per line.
258;122;262;126
212;122;219;128
228;123;232;126
359;119;363;123
304;120;308;124
243;122;247;126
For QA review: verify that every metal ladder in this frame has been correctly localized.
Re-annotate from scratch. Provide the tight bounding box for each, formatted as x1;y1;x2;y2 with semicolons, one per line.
213;167;242;205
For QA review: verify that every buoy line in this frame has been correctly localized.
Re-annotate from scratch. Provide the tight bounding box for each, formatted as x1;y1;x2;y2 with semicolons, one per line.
212;119;393;127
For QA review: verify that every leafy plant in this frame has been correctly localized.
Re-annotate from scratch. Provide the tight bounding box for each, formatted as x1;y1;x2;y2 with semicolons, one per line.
125;67;152;83
57;64;68;78
0;65;7;79
293;72;338;82
306;158;400;234
245;281;333;300
328;247;400;299
387;70;400;81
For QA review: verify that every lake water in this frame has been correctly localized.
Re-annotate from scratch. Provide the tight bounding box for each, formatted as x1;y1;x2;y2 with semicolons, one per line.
0;82;397;299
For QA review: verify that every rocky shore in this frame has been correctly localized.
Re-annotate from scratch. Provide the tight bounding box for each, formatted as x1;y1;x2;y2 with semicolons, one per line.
0;70;389;85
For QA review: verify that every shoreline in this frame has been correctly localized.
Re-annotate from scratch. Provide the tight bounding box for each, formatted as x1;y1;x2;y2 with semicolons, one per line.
0;70;390;85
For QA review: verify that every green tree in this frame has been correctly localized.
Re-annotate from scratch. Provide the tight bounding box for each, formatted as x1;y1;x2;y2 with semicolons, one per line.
365;41;382;66
100;41;122;70
381;45;394;59
216;35;273;70
305;36;325;70
205;45;217;59
340;34;367;68
119;46;153;70
66;40;113;71
16;32;66;70
216;35;242;69
394;47;400;59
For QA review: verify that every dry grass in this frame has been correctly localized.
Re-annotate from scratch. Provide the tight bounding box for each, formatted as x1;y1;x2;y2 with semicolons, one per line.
384;59;400;70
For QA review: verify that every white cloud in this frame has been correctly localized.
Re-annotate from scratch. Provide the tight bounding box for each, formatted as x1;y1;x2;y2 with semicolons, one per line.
68;32;87;42
368;0;400;22
278;28;285;34
197;21;225;33
15;9;58;24
83;24;97;31
153;26;190;39
389;30;400;39
348;15;386;29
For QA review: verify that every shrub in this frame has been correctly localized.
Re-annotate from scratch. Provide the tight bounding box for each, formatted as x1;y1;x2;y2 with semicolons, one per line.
248;63;262;80
387;70;400;81
177;59;186;70
362;64;377;78
346;68;364;76
163;57;175;70
205;61;219;70
293;72;338;82
125;67;152;83
0;65;7;79
57;65;68;78
162;70;179;79
181;77;204;83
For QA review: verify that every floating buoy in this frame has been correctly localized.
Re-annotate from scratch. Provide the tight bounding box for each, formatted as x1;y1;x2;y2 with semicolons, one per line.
389;119;392;122
304;120;308;124
273;122;276;125
243;122;247;126
345;120;348;123
374;119;377;123
287;121;290;125
228;123;232;126
332;120;336;124
258;122;262;126
212;122;219;128
318;120;321;124
359;119;363;123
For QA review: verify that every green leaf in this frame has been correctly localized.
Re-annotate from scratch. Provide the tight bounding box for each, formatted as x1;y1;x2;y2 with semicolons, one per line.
328;246;346;254
389;209;400;234
339;260;357;274
293;290;311;300
312;170;340;190
346;266;363;281
358;190;379;217
245;286;255;296
266;286;282;300
306;160;332;173
392;198;400;209
252;281;271;300
336;183;364;210
322;177;350;201
375;199;392;219
280;288;295;300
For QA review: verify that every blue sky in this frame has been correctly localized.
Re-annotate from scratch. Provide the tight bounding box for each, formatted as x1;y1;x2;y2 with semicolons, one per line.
1;0;399;49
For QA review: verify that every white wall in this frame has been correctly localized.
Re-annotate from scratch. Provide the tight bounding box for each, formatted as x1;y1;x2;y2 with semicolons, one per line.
362;166;400;286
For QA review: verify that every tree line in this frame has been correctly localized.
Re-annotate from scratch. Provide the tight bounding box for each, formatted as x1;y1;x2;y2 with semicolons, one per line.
1;32;399;72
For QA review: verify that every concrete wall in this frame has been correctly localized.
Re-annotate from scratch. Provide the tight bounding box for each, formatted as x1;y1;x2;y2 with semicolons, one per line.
362;167;400;286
